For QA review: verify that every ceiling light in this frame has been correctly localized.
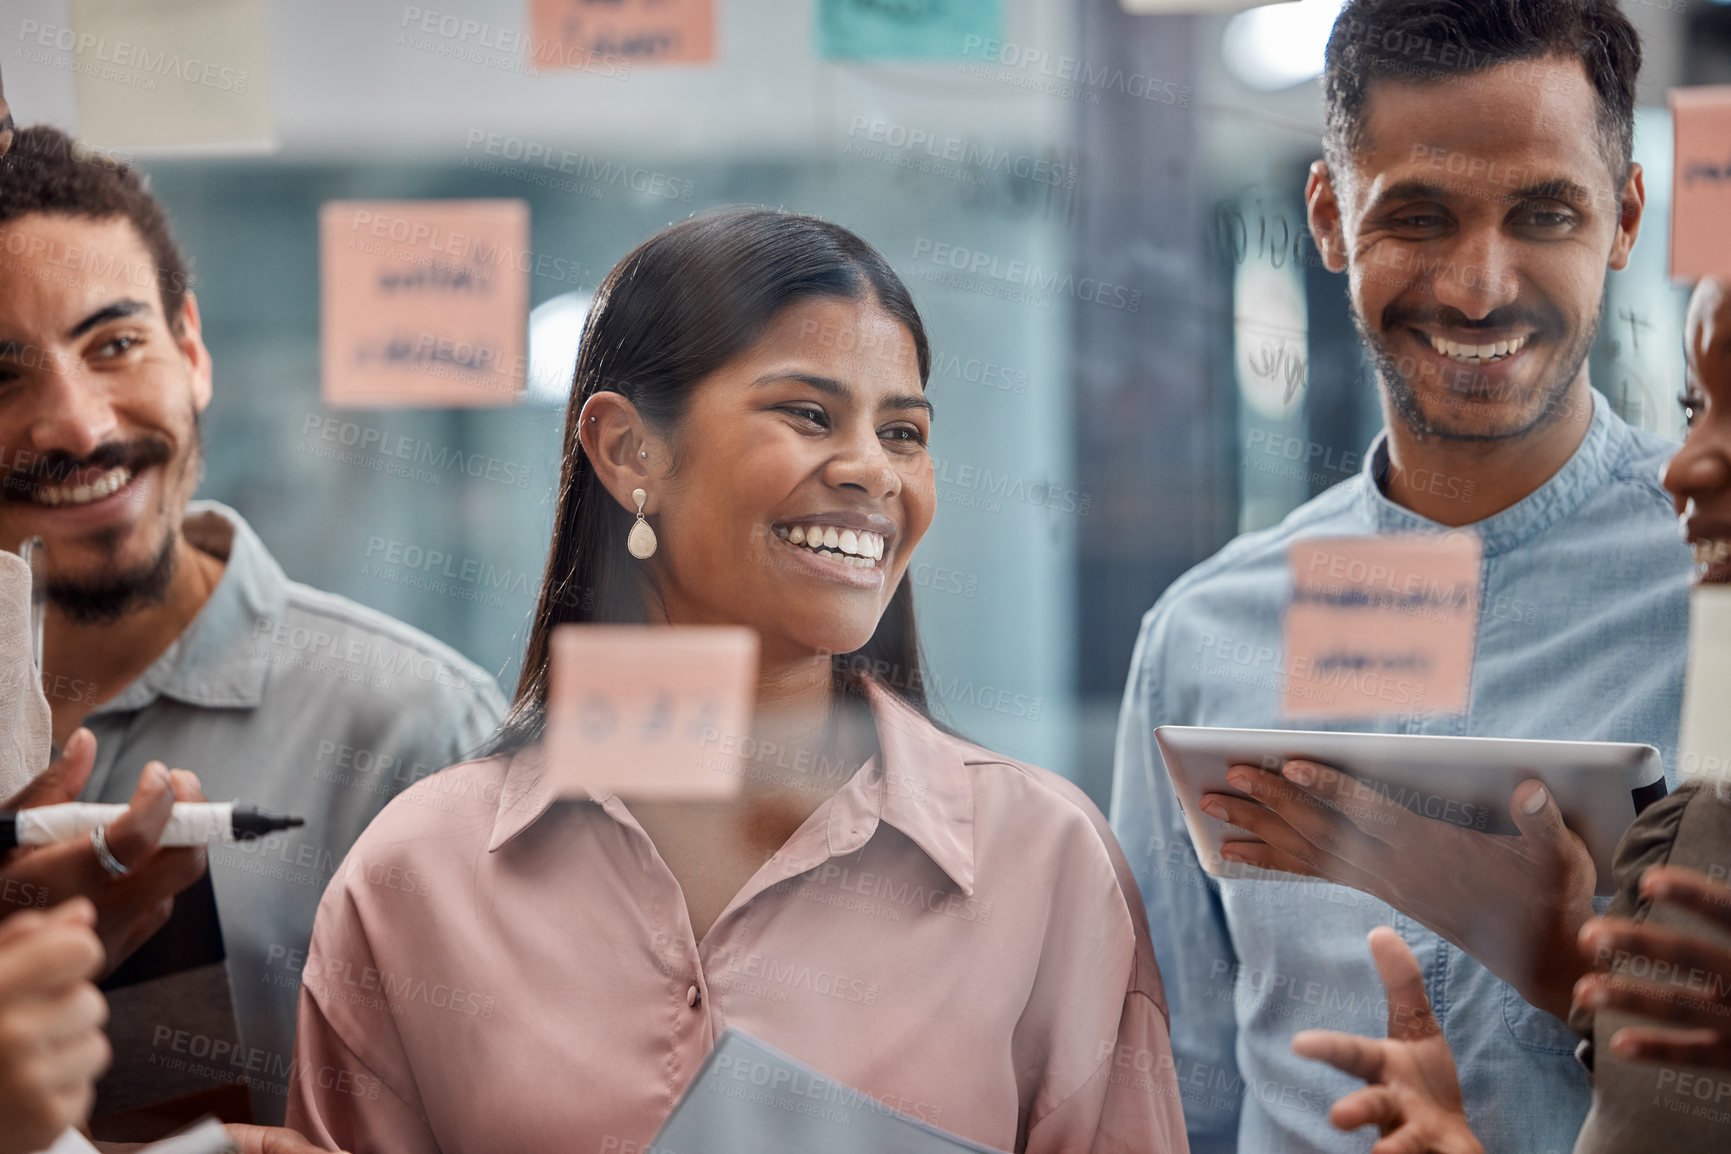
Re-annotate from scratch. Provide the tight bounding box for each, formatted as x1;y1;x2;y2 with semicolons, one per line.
526;291;592;407
1222;0;1344;92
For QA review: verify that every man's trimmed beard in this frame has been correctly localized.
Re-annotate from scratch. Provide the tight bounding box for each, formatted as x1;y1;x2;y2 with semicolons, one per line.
35;412;201;625
46;525;176;624
1351;303;1597;444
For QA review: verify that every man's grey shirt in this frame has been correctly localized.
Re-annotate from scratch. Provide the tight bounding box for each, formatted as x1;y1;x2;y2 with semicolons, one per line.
1110;396;1693;1154
79;502;507;1123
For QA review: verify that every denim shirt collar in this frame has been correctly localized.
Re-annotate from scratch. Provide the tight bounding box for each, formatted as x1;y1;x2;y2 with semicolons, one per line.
1354;391;1625;558
93;501;287;716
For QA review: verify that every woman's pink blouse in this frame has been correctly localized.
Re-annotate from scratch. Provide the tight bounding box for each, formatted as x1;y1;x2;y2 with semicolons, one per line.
287;681;1188;1153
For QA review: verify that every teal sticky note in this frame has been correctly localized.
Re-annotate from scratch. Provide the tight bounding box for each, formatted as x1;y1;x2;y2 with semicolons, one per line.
818;0;1003;61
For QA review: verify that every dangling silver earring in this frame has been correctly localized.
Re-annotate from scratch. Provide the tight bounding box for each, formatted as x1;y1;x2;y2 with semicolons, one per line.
627;488;657;559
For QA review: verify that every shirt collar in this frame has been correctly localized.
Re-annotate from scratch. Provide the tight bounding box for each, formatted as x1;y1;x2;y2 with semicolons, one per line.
487;677;978;896
94;501;287;716
1353;391;1627;558
826;679;977;896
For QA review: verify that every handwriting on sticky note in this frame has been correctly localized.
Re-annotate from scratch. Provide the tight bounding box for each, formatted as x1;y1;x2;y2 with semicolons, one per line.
532;0;715;66
546;626;758;800
1282;535;1482;719
1670;86;1731;280
320;200;528;408
818;0;1002;60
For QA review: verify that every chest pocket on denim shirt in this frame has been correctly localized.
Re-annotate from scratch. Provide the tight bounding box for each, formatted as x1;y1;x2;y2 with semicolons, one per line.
1502;981;1580;1053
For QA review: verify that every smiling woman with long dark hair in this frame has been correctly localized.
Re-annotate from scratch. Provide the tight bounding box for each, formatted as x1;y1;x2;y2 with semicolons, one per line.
285;209;1187;1154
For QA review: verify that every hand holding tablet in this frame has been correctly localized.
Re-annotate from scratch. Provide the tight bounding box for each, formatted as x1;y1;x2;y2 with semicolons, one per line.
1157;726;1667;1019
1211;757;1596;1018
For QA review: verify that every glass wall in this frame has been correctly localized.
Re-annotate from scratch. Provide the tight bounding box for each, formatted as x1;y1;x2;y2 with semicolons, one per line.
9;0;1712;805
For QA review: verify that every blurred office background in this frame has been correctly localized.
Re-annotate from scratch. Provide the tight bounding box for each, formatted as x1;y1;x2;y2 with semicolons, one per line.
5;0;1714;805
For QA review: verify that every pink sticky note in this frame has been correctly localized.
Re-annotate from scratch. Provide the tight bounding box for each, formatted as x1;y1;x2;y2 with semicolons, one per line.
1282;534;1482;719
1670;86;1731;281
532;0;715;67
320;200;528;408
545;626;758;800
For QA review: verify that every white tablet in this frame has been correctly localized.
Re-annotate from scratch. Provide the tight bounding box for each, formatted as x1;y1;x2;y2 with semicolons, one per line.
1153;726;1667;896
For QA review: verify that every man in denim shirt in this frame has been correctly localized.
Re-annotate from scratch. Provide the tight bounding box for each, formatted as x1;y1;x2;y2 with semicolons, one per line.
1111;2;1692;1152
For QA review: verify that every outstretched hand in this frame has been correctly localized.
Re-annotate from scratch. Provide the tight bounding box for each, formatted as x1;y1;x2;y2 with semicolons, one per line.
1293;927;1484;1154
1575;865;1731;1070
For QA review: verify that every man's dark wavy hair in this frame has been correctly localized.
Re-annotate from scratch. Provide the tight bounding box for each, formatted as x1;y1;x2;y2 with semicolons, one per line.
1323;0;1641;183
0;126;192;329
